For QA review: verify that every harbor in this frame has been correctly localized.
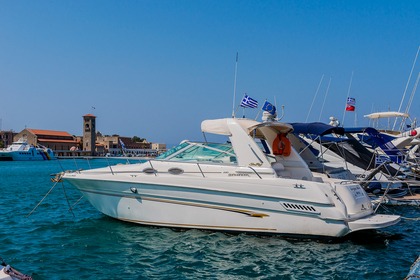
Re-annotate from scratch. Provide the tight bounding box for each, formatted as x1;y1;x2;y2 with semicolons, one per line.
1;1;420;279
0;159;418;279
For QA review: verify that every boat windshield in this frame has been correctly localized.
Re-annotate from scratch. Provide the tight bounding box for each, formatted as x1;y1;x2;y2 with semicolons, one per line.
156;141;237;164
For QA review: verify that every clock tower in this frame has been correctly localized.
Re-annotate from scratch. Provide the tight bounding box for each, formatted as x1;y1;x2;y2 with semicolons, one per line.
83;114;96;156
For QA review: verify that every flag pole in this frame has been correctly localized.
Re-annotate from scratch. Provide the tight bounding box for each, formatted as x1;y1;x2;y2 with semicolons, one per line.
341;71;354;127
232;52;239;118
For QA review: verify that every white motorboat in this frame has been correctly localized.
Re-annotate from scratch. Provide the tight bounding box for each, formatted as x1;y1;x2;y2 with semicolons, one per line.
61;118;400;238
0;138;55;161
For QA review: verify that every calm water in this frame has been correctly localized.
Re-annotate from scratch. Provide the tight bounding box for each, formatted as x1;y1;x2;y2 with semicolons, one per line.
0;159;419;279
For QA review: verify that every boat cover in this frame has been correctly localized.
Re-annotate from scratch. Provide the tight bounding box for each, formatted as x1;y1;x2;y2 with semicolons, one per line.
344;127;405;164
290;122;344;136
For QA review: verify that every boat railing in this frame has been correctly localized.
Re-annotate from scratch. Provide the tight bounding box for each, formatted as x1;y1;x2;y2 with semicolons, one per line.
130;159;269;179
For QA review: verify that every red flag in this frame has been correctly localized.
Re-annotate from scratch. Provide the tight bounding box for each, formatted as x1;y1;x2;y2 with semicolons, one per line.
346;105;355;111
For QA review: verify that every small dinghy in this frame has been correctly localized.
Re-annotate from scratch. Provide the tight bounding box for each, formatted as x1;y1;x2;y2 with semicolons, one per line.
405;255;420;280
0;258;32;280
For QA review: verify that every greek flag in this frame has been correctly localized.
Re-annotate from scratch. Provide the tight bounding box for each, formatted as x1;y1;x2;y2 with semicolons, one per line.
240;94;258;108
262;100;276;115
347;97;356;106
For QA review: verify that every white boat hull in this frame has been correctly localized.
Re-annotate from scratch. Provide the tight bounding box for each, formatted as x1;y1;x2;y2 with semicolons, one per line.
65;169;400;238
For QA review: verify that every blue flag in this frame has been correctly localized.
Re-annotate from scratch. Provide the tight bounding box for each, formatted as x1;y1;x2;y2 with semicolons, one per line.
262;101;276;115
240;94;258;108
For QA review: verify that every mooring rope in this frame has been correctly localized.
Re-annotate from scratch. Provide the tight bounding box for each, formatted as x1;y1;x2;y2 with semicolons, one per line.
26;179;60;218
60;181;75;218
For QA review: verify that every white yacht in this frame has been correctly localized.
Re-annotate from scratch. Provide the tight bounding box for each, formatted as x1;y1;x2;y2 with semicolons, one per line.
0;138;55;161
61;118;400;238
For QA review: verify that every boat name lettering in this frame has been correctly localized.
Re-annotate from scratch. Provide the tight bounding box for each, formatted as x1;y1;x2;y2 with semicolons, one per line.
349;185;366;199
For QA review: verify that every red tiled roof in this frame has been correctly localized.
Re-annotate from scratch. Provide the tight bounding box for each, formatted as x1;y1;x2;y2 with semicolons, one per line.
38;138;78;143
27;129;73;137
83;114;96;117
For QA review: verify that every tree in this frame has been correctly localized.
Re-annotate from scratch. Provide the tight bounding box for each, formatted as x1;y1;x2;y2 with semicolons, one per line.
132;136;145;142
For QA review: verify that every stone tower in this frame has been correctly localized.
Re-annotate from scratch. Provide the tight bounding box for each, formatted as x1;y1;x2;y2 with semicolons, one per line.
83;114;96;156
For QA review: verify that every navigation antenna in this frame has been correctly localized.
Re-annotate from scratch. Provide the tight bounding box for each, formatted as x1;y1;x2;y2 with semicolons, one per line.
232;52;239;118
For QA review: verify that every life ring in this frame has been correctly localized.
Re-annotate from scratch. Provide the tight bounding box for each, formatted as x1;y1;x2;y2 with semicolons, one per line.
272;133;291;156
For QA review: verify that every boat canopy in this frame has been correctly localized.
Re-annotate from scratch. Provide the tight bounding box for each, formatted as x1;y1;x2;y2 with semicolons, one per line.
290;122;344;136
344;127;396;143
247;121;293;137
201;118;293;137
201;118;259;135
364;111;409;119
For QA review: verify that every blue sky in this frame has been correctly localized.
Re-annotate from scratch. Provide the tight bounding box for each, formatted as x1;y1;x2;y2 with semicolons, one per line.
1;1;420;146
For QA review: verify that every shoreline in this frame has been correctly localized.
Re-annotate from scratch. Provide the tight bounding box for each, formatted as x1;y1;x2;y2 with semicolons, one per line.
57;156;154;160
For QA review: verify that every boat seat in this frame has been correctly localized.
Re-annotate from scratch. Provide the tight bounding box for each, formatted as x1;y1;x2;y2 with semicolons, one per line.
272;162;291;178
272;162;285;171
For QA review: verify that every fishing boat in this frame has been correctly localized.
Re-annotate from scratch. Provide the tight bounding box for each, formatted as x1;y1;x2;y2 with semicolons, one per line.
0;138;55;161
60;117;400;238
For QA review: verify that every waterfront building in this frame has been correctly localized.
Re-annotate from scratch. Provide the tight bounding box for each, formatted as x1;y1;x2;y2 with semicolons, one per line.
152;143;167;155
2;113;166;157
96;135;165;157
13;128;79;156
0;130;16;148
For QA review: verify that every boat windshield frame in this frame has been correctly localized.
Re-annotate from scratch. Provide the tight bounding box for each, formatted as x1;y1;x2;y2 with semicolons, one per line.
155;141;237;164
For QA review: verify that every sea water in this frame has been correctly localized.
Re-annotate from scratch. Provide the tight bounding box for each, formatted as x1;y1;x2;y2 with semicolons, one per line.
0;159;419;280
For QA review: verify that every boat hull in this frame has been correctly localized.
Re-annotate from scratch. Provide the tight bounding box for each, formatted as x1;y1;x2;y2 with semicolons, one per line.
0;150;55;161
65;174;400;238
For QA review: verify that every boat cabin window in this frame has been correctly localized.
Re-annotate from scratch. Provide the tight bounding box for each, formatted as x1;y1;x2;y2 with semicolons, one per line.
156;141;189;159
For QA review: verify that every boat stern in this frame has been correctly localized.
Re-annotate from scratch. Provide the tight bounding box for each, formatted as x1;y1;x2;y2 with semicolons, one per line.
347;214;401;233
332;182;401;233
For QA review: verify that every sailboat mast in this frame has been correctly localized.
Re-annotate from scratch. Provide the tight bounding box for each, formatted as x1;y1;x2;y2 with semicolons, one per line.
393;45;420;130
306;74;324;122
318;77;331;122
399;71;420;131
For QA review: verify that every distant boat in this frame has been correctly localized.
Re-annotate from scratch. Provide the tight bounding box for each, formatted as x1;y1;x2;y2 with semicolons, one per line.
364;111;420;137
0;137;56;161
